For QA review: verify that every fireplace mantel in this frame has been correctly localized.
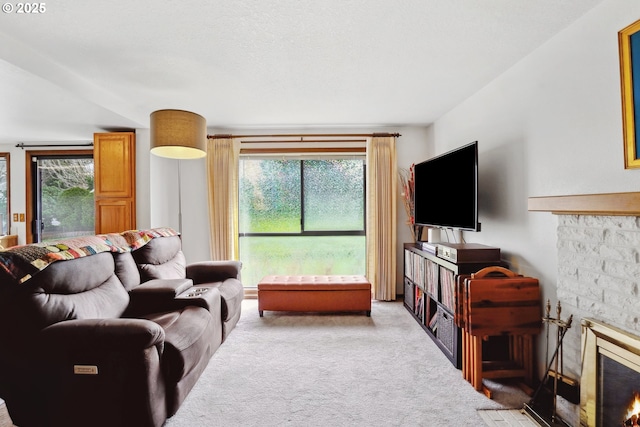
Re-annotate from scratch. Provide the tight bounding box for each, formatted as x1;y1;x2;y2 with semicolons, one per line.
528;191;640;216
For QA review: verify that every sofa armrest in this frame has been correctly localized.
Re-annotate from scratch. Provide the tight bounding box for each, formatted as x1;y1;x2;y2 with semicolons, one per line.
40;318;165;350
186;260;242;284
126;278;194;316
126;278;222;317
174;285;222;312
132;278;194;296
38;318;168;427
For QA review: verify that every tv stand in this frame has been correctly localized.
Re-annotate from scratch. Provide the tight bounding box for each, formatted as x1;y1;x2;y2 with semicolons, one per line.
403;243;501;367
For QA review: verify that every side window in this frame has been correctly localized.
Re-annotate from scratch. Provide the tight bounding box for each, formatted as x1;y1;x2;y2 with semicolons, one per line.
25;151;94;243
0;153;9;235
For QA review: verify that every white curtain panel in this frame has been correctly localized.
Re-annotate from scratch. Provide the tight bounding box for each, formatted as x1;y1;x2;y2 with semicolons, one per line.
366;136;397;301
206;138;241;260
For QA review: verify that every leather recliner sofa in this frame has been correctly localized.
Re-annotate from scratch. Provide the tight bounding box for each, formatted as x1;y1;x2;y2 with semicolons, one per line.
0;228;243;427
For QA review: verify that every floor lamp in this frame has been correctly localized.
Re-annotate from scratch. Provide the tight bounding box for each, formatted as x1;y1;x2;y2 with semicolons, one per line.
150;109;207;233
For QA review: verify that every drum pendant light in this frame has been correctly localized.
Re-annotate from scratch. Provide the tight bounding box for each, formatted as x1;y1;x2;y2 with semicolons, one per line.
150;109;207;159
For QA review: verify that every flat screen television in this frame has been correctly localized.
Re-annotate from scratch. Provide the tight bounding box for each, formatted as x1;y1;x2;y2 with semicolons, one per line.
413;141;479;232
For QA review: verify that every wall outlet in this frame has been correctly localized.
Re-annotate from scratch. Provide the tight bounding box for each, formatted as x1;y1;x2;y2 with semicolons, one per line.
12;213;18;222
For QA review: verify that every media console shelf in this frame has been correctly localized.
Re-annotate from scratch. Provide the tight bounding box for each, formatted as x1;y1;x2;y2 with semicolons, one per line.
403;243;502;368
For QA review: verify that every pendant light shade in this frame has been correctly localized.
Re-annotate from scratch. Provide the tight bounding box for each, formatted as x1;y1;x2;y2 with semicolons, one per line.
150;109;207;159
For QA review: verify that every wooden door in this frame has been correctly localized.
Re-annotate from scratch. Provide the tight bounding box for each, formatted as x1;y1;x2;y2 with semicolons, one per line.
94;132;136;233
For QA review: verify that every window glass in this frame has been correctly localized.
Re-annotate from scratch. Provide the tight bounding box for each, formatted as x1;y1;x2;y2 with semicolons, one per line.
239;159;300;233
238;157;365;287
303;159;364;231
0;154;8;235
37;156;94;241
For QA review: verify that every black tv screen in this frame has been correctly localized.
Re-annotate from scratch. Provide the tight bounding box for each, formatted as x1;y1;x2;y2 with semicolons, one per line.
413;141;479;232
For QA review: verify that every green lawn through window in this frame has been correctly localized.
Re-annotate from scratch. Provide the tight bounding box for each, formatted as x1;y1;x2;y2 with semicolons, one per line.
239;235;366;286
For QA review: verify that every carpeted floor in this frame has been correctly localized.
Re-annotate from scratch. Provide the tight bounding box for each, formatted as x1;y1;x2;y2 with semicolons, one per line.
0;400;13;427
164;299;531;427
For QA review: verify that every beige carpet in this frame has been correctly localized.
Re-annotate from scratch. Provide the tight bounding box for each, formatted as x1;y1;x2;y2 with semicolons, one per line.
0;399;14;427
164;299;530;426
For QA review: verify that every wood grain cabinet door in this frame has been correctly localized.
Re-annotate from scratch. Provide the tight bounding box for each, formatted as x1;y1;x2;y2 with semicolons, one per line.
94;132;136;233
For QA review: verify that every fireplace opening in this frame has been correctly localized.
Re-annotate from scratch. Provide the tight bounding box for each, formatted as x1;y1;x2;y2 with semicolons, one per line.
600;353;640;426
581;318;640;427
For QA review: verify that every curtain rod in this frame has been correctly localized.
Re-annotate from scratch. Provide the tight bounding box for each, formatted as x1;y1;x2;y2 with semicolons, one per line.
207;132;400;139
240;139;367;144
15;142;94;149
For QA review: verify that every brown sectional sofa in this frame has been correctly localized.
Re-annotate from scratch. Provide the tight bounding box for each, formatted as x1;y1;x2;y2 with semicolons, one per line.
0;228;243;427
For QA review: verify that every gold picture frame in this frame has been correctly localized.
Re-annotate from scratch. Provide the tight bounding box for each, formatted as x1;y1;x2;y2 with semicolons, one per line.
619;19;640;169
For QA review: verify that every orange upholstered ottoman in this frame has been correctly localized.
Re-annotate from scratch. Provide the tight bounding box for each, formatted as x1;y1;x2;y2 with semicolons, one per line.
257;275;372;317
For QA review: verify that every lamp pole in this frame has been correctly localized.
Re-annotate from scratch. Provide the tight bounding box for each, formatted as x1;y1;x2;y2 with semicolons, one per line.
178;159;183;234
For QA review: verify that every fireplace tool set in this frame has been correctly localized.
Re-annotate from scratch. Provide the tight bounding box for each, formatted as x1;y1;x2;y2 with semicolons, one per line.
524;300;577;427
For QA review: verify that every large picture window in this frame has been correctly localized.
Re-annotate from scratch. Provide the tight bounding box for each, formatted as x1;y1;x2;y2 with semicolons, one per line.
239;157;366;287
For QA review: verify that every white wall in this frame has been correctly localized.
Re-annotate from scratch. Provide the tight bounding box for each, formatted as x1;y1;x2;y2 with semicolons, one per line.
135;128;152;231
140;127;211;264
430;0;640;381
395;126;433;292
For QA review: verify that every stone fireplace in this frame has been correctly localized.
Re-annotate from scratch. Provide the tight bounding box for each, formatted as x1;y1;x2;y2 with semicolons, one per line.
528;192;640;426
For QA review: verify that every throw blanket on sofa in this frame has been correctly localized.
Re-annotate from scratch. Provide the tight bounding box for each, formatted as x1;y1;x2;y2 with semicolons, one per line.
0;227;179;285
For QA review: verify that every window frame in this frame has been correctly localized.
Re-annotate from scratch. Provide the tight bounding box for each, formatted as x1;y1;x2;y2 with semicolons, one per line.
237;149;368;288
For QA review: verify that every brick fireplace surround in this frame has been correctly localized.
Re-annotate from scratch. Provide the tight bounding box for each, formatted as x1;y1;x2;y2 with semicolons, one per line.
528;192;640;426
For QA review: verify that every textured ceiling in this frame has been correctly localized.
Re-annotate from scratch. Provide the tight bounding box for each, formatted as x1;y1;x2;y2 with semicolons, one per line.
0;0;604;143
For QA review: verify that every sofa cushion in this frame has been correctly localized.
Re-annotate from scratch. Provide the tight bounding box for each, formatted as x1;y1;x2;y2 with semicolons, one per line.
26;252;129;328
113;252;142;291
133;236;186;281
